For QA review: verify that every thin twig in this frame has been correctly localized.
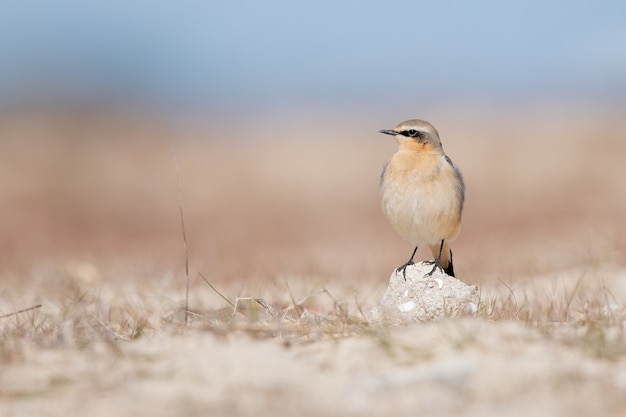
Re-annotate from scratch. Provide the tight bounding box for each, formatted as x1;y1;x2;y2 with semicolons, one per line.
354;292;368;322
198;271;235;308
172;150;190;324
285;281;303;319
562;273;585;322
0;304;42;319
497;277;517;305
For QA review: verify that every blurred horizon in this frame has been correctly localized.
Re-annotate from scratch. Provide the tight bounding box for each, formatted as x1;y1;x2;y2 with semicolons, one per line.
1;1;625;282
0;1;625;116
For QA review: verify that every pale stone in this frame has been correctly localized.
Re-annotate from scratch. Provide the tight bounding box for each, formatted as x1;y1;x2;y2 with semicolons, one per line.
368;262;479;325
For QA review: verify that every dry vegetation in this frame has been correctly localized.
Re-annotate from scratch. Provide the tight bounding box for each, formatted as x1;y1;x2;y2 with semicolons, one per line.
1;103;626;416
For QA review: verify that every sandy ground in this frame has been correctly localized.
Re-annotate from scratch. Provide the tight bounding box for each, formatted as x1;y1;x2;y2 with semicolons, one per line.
4;314;626;417
1;103;626;416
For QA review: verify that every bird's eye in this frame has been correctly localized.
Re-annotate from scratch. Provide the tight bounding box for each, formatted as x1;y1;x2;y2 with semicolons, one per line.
408;129;418;137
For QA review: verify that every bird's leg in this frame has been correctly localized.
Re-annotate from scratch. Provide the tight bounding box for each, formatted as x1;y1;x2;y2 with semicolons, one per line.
396;246;418;280
424;240;445;277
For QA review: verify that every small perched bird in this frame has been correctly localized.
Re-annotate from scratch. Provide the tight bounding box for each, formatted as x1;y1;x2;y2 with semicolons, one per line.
379;119;465;278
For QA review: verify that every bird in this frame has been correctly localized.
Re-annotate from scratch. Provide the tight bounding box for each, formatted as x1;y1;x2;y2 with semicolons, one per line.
379;119;465;278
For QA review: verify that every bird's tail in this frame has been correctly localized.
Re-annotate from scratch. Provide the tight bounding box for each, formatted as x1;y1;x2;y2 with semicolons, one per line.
429;241;455;277
444;250;455;277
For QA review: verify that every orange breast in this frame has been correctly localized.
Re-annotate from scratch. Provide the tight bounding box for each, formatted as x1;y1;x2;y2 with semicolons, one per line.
380;149;462;245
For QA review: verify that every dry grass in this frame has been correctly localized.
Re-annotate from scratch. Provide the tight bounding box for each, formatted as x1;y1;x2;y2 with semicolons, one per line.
2;266;624;356
2;265;625;416
1;104;626;416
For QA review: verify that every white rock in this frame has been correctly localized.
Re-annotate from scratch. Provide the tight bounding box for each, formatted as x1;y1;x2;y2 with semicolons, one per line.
368;262;480;325
397;301;417;312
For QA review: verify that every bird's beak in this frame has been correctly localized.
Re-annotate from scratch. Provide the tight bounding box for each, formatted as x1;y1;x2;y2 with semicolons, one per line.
379;129;397;136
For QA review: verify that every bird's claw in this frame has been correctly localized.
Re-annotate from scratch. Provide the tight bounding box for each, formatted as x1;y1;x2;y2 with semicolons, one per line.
423;260;443;277
395;261;414;281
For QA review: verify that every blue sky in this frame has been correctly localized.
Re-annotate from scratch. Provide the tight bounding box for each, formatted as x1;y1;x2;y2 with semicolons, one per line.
0;1;625;109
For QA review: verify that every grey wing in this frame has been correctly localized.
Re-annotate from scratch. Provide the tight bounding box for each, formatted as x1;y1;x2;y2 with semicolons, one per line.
379;162;389;188
445;155;465;212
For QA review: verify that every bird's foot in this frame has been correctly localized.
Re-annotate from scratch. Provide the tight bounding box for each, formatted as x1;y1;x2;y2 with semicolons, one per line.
395;261;414;280
423;259;444;277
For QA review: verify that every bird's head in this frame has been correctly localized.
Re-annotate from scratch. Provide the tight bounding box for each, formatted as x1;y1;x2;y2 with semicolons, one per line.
379;119;443;152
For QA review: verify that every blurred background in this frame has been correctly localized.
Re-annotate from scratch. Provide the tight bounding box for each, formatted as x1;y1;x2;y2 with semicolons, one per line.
1;1;625;289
